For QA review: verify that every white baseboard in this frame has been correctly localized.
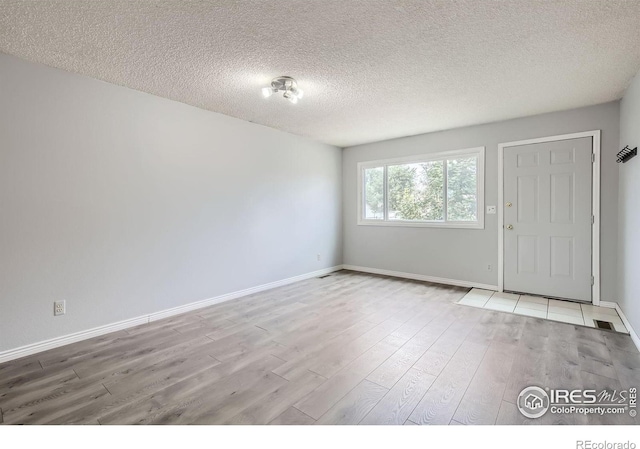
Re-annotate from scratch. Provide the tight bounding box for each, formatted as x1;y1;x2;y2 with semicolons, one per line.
0;265;343;364
0;315;150;365
148;265;342;322
342;264;499;291
609;302;640;352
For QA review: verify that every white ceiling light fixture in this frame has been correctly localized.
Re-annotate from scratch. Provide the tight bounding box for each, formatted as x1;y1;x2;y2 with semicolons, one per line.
262;76;304;104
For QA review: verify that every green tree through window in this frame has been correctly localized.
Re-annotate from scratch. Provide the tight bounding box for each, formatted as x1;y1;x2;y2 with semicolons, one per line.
364;167;384;219
447;157;478;221
388;162;444;221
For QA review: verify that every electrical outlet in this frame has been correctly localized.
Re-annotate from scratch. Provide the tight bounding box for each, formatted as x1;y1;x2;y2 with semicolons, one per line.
486;206;496;214
54;300;66;316
487;264;492;271
317;254;321;261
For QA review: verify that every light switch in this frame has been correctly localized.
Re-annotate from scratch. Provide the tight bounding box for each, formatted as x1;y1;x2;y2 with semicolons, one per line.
486;206;496;214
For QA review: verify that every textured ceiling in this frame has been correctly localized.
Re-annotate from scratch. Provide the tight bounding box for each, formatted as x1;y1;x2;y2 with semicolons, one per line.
1;1;640;147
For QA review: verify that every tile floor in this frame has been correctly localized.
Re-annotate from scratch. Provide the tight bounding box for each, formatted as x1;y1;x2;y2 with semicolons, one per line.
458;289;628;333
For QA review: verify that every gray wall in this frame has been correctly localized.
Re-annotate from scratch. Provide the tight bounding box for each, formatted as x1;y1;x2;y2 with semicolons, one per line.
618;70;640;334
343;103;620;301
0;53;342;353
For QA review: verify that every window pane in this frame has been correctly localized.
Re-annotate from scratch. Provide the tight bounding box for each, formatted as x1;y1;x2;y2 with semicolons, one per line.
447;156;478;221
388;161;444;221
364;166;384;219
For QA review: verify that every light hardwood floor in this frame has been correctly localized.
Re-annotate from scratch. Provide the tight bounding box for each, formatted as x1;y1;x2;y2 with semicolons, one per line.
1;270;639;425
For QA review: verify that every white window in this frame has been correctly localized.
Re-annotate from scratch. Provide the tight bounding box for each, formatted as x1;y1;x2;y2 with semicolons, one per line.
358;147;485;229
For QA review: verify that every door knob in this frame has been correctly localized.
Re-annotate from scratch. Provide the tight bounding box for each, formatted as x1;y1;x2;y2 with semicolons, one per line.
506;202;512;207
506;224;513;230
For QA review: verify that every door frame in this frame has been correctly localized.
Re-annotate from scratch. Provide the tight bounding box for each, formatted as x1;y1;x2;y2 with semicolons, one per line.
497;130;601;305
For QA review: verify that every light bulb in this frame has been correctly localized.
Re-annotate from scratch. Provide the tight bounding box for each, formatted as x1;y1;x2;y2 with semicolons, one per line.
283;90;298;104
290;87;304;99
261;87;274;98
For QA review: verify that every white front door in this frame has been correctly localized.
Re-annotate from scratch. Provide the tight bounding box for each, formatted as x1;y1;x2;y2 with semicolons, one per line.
503;137;593;302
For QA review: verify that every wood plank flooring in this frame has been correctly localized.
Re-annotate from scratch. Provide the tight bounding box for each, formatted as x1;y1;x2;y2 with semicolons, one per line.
1;270;639;425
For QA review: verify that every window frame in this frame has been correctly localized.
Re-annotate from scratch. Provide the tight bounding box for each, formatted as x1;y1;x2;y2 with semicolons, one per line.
357;146;485;229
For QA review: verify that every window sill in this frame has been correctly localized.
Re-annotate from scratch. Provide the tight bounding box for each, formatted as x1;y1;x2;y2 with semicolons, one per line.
357;220;484;229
